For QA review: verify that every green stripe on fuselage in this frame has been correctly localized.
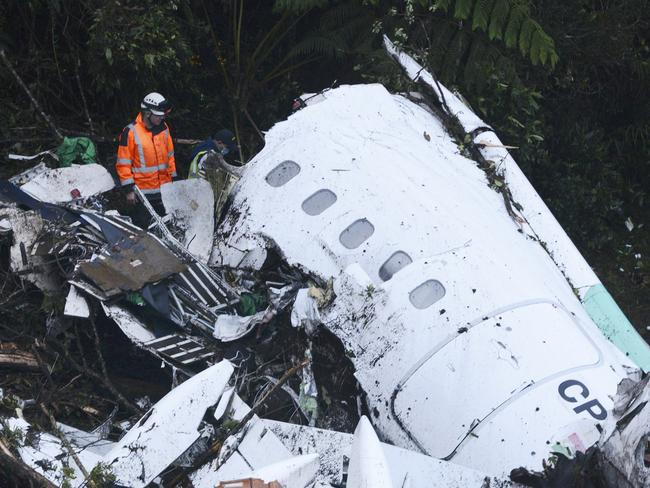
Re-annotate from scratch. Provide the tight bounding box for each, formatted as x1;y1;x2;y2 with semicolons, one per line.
583;284;650;372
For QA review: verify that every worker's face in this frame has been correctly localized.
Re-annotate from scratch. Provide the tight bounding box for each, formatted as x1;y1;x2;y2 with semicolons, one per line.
144;111;165;129
215;140;230;155
149;114;165;127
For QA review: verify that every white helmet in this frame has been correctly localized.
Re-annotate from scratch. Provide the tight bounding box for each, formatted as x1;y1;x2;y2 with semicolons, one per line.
141;92;171;116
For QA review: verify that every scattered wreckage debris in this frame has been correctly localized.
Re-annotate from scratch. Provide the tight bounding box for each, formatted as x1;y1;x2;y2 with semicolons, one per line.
2;39;650;488
0;161;362;485
1;360;521;487
510;376;650;488
212;39;650;485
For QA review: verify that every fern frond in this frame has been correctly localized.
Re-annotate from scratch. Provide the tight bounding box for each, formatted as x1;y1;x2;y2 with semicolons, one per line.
518;18;535;57
454;0;474;20
320;4;372;44
472;0;494;31
630;59;650;79
273;0;328;14
433;0;453;12
287;35;347;60
623;124;650;145
504;6;524;49
529;29;542;65
487;0;508;40
538;35;548;66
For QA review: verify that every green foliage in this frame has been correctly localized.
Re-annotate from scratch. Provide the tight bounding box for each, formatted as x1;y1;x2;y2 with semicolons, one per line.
421;0;558;68
274;0;330;13
87;0;191;98
0;0;647;334
0;420;24;452
87;462;117;485
61;465;76;488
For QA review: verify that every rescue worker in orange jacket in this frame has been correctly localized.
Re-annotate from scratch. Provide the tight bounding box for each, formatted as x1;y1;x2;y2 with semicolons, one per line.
116;92;176;214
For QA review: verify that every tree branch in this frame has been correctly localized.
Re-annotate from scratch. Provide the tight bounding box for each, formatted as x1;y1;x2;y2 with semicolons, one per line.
0;49;63;142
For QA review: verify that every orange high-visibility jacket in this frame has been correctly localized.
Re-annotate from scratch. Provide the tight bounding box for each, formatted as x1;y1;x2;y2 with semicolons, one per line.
115;113;177;194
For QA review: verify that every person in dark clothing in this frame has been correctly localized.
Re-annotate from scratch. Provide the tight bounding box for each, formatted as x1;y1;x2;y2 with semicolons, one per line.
188;129;239;178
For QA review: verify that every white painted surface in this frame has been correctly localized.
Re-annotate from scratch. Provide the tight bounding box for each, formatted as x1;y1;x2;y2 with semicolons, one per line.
64;285;90;318
599;377;650;486
161;179;215;264
103;360;233;487
0;207;59;292
213;309;270;342
215;79;639;475
265;419;519;487
383;36;598;295
20;164;114;203
252;453;320;488
190;415;296;488
101;303;157;344
5;417;105;487
347;417;393;488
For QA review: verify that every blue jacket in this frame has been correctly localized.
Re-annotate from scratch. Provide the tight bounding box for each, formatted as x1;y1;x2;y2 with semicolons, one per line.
189;138;218;162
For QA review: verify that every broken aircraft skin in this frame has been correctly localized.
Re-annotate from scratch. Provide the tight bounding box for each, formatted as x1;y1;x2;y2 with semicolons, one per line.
2;40;650;487
3;360;520;487
212;40;650;477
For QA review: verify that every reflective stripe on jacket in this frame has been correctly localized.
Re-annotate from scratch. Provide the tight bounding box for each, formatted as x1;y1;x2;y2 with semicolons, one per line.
115;113;177;194
188;150;210;179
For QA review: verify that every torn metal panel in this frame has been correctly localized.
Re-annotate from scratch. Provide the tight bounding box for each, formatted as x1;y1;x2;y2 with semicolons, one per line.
175;261;231;307
102;360;234;488
213;309;272;342
0;181;79;224
56;422;116;457
383;37;650;372
3;417;106;487
101;303;157;344
144;334;216;367
160;179;214;264
211;233;268;270
214;387;236;421
64;285;90;318
290;288;321;336
264;419;521;488
598;376;650;486
20;164;114;203
250;454;320;488
8;161;49;185
69;278;117;301
78;232;185;292
0;206;60;292
100;303;196;378
190;414;302;488
347;416;393;488
214;76;644;475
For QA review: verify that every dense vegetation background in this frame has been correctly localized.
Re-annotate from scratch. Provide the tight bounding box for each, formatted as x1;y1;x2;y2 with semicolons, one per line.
0;0;648;338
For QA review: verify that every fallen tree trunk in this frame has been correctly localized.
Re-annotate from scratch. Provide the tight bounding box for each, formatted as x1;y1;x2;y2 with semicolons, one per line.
0;439;57;488
0;348;39;371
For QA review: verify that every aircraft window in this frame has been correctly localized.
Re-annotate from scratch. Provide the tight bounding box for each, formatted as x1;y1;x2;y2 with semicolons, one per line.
409;280;445;309
265;160;300;187
302;189;337;216
339;219;374;249
379;251;412;281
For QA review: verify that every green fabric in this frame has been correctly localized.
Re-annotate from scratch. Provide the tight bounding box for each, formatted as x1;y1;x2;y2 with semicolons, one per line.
583;284;650;372
56;137;97;167
238;292;267;316
126;291;145;307
188;150;208;179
